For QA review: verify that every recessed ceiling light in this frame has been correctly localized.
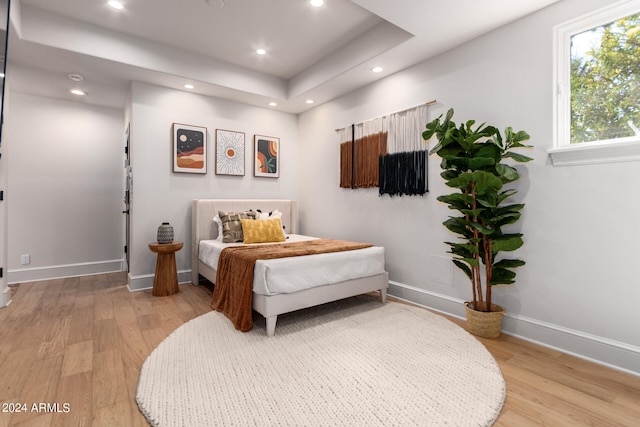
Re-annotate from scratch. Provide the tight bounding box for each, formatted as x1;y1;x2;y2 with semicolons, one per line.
371;66;384;73
269;102;277;107
256;49;267;55
310;0;324;7
108;1;124;10
70;89;86;96
305;99;314;104
67;73;84;82
184;84;195;89
206;0;225;7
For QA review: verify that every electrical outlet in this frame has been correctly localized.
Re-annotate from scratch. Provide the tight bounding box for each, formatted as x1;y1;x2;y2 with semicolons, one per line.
21;254;30;265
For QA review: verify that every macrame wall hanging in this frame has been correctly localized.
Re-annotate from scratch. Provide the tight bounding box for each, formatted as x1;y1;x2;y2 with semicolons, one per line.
338;100;435;196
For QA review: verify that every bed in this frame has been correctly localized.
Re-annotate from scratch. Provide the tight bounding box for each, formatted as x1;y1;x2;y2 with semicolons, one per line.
191;199;389;336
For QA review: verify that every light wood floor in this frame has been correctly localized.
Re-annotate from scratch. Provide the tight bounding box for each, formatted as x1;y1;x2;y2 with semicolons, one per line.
0;273;638;426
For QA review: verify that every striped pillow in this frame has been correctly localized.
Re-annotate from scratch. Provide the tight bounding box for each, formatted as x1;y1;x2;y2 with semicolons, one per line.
218;210;256;243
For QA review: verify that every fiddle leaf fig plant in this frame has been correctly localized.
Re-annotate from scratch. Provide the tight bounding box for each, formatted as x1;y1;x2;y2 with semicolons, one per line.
423;109;532;312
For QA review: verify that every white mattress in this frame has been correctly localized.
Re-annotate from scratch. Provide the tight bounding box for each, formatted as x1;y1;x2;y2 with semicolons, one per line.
198;234;385;296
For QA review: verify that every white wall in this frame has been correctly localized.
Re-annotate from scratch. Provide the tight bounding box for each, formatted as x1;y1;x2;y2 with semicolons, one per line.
298;0;640;375
127;82;299;290
6;92;125;282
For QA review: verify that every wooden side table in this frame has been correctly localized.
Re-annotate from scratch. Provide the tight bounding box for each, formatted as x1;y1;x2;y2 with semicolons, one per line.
149;242;184;296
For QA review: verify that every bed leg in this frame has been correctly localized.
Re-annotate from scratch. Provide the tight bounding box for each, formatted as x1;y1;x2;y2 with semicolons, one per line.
380;288;387;304
265;316;278;337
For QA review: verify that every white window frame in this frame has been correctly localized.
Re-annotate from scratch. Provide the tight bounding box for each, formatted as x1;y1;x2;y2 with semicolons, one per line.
550;0;640;166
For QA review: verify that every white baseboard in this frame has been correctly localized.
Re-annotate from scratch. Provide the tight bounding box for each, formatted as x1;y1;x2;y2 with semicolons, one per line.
128;270;192;292
7;259;124;284
388;281;640;377
1;286;11;308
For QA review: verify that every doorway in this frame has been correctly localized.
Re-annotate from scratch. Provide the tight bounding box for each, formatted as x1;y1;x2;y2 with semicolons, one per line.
123;124;131;272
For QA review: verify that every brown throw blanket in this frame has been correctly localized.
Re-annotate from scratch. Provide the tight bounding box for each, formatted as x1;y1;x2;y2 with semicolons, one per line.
210;239;373;332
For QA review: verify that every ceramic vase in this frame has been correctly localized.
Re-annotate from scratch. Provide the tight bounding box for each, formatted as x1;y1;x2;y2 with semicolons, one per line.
157;222;174;244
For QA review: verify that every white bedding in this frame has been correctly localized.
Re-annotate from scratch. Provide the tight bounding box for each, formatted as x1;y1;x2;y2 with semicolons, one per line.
198;234;385;296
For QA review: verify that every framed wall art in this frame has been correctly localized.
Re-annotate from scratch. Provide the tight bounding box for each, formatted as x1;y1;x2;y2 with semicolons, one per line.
254;134;279;178
215;129;245;176
172;123;207;174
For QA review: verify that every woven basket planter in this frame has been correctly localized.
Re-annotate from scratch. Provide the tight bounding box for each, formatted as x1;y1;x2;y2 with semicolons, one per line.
465;302;505;338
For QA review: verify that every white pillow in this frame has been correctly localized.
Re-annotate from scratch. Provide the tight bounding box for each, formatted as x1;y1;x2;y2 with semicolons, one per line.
268;209;283;220
270;210;287;237
255;209;287;237
255;210;271;220
213;215;223;241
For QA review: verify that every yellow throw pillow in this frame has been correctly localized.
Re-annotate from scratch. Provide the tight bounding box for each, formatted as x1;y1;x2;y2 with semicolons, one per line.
241;218;286;244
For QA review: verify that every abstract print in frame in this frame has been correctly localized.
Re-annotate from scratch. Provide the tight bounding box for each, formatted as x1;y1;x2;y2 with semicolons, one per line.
215;129;245;176
254;134;279;178
173;123;207;174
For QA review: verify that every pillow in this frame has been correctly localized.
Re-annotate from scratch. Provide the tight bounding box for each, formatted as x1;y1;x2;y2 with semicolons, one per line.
213;215;223;241
270;210;288;237
253;209;287;237
241;218;286;244
218;210;256;243
268;209;283;220
251;209;281;219
253;209;271;220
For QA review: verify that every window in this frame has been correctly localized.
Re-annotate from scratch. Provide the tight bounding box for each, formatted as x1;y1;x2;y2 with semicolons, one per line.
551;1;640;166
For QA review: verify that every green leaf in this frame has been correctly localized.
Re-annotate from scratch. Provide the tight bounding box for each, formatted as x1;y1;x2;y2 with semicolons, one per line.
504;127;513;142
476;193;498;209
441;157;469;171
490;267;517;285
474;144;501;161
448;242;480;255
437;193;474;207
448;247;477;263
461;257;479;267
460;208;485;218
504;151;533;162
429;139;444;154
493;259;526;268
440;170;461;181
444;126;456;142
438;145;465;159
468;157;496;169
492;235;524;253
443;217;472;236
495;164;520;182
446;173;473;189
468;221;494;235
497;189;518;204
496;203;525;214
490;133;503;148
444;108;454;123
453;259;472;280
448;246;470;257
471;171;503;195
422;126;436;141
511;130;531;143
482;125;499;137
490;212;522;227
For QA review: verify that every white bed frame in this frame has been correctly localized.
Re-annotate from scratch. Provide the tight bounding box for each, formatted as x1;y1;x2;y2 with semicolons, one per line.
191;199;389;336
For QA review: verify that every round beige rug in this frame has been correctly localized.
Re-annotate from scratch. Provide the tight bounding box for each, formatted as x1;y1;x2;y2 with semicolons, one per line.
137;296;505;426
